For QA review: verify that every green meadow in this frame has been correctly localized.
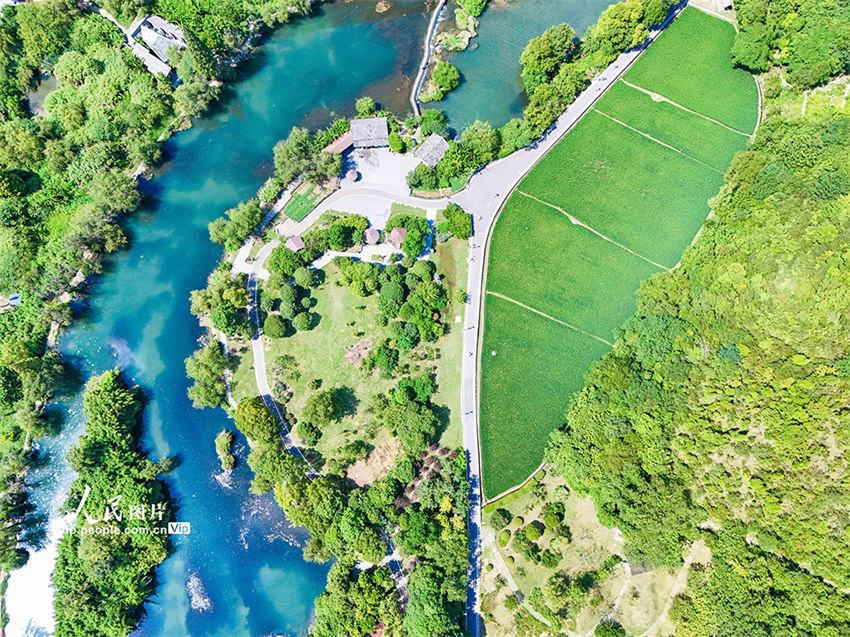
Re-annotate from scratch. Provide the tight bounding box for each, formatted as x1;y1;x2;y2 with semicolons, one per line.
479;295;610;497
519;110;723;268
623;6;759;133
479;8;758;500
595;81;750;171
485;194;661;340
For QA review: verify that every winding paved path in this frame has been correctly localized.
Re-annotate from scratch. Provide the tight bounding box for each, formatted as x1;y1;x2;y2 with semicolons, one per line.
242;7;684;632
410;0;448;116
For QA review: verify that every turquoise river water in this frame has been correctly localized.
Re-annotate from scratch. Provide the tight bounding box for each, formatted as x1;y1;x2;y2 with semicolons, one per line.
7;0;612;635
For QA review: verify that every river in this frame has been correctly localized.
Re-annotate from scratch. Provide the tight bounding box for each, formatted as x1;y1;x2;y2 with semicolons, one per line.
6;0;610;635
440;0;615;130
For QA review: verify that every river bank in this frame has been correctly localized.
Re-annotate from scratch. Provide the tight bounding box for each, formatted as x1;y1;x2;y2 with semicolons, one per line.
5;2;432;635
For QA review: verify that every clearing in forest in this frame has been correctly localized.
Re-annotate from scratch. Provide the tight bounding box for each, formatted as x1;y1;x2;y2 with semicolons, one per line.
479;6;759;500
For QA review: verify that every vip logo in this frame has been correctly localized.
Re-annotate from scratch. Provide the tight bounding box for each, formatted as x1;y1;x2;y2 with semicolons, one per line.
168;522;192;535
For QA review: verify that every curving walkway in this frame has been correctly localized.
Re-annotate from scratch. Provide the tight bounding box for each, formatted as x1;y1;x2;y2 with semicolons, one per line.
245;231;412;597
234;7;686;632
410;0;448;116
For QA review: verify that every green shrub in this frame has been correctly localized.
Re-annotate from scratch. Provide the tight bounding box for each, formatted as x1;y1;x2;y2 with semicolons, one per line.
524;524;542;541
491;508;513;529
264;314;286;338
505;556;515;566
595;621;626;637
214;430;236;471
298;420;322;446
539;548;562;568
498;529;511;547
389;131;405;153
513;516;524;527
292;312;313;331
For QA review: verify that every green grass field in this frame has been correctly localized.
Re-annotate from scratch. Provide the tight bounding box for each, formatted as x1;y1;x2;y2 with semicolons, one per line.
623;7;759;133
390;202;427;218
480;295;610;498
485;195;661;340
519;110;722;268
479;8;759;500
595;81;750;171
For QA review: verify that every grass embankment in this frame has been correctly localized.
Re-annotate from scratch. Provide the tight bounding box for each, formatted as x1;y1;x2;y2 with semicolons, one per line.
390;202;427;218
283;182;333;221
479;7;758;499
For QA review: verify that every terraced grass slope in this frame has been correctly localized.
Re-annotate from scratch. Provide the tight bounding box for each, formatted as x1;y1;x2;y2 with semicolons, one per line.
479;7;758;499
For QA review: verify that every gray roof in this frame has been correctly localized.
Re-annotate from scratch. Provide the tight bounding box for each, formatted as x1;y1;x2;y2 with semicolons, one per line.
350;117;389;148
141;26;178;63
415;133;449;168
131;42;172;76
145;15;186;42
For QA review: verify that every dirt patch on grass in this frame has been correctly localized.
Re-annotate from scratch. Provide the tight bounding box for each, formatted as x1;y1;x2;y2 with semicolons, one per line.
344;339;372;368
347;437;402;487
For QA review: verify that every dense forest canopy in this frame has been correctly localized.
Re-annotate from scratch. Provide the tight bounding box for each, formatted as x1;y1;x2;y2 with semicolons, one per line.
732;0;850;87
547;11;850;634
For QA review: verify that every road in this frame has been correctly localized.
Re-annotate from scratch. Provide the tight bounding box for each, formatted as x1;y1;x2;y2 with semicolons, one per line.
446;7;685;634
238;8;683;631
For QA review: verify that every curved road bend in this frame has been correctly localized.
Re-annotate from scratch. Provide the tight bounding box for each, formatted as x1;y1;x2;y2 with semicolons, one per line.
244;9;683;629
449;7;685;635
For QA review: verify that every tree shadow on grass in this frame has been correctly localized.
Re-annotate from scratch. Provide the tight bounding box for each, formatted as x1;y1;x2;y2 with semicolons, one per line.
334;386;359;419
432;403;452;442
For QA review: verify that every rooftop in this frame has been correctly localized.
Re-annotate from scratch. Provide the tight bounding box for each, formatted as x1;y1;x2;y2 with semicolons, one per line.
130;42;172;76
415;133;450;168
323;130;354;155
364;228;380;245
285;235;305;251
350;117;389;148
388;226;408;246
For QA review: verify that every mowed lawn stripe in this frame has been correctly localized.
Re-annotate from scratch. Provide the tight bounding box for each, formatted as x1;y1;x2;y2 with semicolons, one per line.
479;294;611;499
485;291;613;347
619;79;752;136
485;193;661;339
595;81;751;172
519;109;723;268
623;6;759;133
591;108;725;175
516;190;669;269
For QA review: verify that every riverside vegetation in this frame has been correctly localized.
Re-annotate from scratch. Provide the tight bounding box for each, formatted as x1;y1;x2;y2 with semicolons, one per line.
0;0;322;590
406;0;682;191
192;236;475;635
51;371;175;637
420;0;488;102
187;93;475;631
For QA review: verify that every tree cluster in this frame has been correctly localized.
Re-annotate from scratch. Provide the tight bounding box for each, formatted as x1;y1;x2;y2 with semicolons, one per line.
546;52;850;633
190;266;252;339
732;0;850;87
272;126;343;189
53;371;174;637
436;203;472;241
